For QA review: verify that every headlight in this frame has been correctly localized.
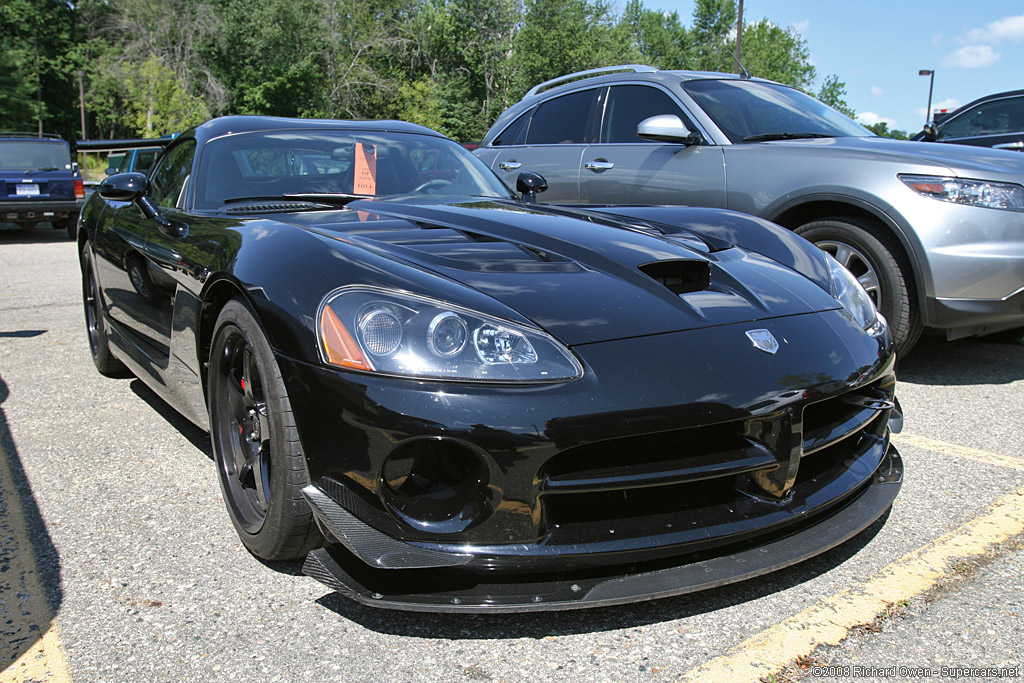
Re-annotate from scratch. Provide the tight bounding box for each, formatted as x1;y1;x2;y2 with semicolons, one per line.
825;253;878;329
318;286;583;382
899;174;1024;211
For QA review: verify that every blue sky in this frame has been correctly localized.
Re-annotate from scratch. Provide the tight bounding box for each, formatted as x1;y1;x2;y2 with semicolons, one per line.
656;1;1024;134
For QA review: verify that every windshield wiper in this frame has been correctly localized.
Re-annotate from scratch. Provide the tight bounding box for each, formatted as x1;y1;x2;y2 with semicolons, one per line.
223;193;365;206
741;132;836;142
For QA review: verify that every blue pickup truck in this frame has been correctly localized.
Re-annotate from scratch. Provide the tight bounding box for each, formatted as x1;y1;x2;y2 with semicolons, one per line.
0;132;85;238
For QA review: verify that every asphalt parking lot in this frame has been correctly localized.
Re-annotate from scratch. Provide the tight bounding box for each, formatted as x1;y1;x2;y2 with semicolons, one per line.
1;227;1022;683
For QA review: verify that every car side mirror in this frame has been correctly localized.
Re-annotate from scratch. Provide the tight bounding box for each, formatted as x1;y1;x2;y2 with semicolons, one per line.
920;123;938;142
637;115;703;145
98;172;187;238
516;171;548;203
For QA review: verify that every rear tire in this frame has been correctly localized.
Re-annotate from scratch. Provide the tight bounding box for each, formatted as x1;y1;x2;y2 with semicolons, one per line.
796;217;922;357
81;242;129;376
208;298;321;561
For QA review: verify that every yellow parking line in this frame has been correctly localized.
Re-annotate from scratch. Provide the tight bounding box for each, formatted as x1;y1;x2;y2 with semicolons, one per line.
678;437;1024;683
0;439;72;683
892;433;1024;471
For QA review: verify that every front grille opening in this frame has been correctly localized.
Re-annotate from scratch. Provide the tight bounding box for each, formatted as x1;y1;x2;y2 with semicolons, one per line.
544;422;749;482
796;412;885;487
639;259;711;294
543;476;738;529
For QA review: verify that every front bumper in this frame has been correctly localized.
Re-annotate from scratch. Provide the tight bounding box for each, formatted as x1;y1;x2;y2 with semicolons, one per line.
280;309;900;610
302;443;901;612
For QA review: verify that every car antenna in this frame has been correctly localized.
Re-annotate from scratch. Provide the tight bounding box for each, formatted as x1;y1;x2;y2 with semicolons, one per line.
731;53;752;79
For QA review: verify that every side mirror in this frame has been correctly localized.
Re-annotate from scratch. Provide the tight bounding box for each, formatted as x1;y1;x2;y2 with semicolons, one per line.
98;172;150;202
637;115;703;145
98;172;186;238
516;171;548;203
919;123;938;142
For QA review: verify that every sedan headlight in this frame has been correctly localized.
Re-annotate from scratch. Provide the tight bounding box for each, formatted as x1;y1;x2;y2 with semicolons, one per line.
899;174;1024;211
825;253;878;330
317;286;583;382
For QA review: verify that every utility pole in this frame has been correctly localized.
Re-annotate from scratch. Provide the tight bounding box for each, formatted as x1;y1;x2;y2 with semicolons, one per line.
734;0;744;74
78;70;87;139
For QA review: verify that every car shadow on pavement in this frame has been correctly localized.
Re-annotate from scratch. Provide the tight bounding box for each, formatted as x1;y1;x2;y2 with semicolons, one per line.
0;223;73;245
0;374;64;670
898;331;1024;386
312;510;889;638
129;379;212;459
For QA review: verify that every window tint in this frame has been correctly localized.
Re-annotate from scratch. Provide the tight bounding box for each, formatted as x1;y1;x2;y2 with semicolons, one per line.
492;110;532;146
149;140;195;209
940;97;1024;139
135;149;160;174
526;90;597;144
602;85;692;143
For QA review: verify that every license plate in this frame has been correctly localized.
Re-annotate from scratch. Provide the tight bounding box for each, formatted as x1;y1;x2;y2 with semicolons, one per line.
16;184;40;196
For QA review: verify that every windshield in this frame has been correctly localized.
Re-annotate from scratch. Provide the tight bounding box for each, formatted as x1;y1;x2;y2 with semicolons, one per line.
682;80;872;143
0;140;72;171
195;130;514;209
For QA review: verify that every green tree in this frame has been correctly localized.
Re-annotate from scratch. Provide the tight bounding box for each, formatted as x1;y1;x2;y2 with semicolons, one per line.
511;0;628;98
122;56;210;136
690;0;736;72
863;121;909;140
738;20;815;89
816;74;855;118
619;0;689;69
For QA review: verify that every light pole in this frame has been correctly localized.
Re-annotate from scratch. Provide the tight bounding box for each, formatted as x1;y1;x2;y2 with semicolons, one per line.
919;69;935;125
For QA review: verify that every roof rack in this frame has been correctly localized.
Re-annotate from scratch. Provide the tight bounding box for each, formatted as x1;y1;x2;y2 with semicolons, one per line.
525;65;658;98
0;132;65;141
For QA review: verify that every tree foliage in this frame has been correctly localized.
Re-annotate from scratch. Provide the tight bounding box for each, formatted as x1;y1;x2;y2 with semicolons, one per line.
1;0;880;141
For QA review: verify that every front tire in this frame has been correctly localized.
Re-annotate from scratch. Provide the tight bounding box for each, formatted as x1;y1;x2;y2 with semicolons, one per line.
796;217;922;357
81;242;128;376
208;298;321;561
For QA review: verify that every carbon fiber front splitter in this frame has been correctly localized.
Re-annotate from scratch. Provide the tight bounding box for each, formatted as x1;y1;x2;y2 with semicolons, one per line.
302;445;902;613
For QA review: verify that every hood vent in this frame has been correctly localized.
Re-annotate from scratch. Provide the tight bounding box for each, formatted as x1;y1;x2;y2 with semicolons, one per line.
639;260;711;295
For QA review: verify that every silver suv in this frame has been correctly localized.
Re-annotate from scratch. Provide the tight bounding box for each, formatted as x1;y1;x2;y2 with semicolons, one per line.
474;65;1024;355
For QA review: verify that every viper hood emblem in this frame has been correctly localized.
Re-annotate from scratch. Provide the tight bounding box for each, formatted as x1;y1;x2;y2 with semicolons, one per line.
746;329;779;354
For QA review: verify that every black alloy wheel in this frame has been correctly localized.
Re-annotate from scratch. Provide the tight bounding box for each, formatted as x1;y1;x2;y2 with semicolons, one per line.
81;242;128;376
208;299;320;561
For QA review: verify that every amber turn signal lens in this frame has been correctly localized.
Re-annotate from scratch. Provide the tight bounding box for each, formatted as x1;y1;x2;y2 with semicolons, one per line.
320;305;371;370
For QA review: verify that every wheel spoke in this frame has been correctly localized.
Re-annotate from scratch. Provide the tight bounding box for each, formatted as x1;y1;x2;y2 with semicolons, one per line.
831;244;856;270
858;269;880;296
253;442;271;511
242;347;256;403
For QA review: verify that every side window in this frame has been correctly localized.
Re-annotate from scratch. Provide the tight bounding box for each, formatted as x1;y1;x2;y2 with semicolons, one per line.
135;149;159;174
602;85;694;143
940;97;1024;139
492;110;533;146
526;89;598;145
149;140;196;209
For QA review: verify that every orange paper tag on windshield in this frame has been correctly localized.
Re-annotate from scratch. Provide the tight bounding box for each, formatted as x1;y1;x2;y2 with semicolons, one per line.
353;143;377;195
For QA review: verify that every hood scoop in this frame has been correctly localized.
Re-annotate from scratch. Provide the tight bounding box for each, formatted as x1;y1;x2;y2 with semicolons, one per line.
350;222;584;274
639;260;711;295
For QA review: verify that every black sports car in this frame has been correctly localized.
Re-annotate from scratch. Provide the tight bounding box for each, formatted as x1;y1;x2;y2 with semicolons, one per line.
79;116;903;612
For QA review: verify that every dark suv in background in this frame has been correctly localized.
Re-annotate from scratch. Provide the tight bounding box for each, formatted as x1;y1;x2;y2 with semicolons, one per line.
913;89;1024;152
0;132;84;238
474;65;1024;356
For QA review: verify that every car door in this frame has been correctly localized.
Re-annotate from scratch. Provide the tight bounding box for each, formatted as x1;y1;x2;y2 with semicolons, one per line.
485;88;601;203
579;84;726;207
95;140;196;363
937;95;1024;151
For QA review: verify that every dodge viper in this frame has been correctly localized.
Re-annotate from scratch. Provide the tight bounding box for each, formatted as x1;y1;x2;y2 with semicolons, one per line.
79;116;903;612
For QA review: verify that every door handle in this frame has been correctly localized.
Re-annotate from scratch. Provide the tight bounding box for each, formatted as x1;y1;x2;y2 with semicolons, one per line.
993;141;1024;151
498;160;522;171
584;159;615;171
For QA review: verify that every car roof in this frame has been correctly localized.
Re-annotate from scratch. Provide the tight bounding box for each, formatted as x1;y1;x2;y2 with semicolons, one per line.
520;65;779;102
189;116;448;146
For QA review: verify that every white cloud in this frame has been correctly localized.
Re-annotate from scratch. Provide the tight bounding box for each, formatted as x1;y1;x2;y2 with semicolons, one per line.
792;19;810;36
857;112;897;128
870;86;884;97
941;44;1001;68
931;33;944;47
964;14;1024;44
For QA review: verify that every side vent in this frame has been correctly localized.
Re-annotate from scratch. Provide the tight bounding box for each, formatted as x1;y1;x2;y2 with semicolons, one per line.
639;260;710;295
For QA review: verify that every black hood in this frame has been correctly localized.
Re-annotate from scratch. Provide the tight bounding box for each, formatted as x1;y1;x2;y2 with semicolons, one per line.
285;198;840;346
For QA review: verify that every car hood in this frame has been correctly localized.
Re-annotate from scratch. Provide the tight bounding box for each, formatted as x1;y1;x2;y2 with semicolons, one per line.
758;135;1024;180
283;199;841;346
